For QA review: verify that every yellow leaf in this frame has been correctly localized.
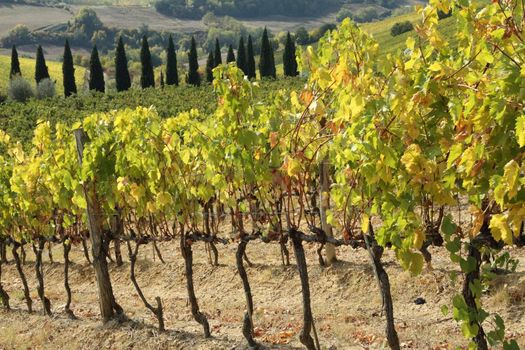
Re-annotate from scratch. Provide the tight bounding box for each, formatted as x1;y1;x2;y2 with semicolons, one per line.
469;206;484;238
516;115;525;147
361;214;370;234
157;192;172;207
130;183;145;203
401;144;422;174
413;229;425;250
489;214;513;245
286;158;302;178
428;62;442;72
406;36;416;51
503;160;520;200
0;130;10;144
349;95;365;119
508;205;525;234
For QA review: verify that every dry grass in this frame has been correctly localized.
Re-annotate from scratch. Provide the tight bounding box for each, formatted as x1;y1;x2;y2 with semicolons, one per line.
0;240;524;349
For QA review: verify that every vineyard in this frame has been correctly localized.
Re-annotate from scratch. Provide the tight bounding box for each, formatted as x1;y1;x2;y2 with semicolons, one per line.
0;78;304;145
0;0;525;349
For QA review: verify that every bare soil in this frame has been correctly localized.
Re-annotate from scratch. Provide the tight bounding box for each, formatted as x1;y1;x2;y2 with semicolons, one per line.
0;240;524;350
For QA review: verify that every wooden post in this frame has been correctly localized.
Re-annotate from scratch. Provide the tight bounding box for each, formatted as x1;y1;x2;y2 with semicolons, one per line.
74;128;122;323
320;158;336;265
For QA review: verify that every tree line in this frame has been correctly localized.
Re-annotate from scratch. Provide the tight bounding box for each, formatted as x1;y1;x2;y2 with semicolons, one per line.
6;28;299;99
154;0;340;20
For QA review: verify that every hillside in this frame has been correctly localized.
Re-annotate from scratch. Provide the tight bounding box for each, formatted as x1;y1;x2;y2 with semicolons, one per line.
361;9;457;56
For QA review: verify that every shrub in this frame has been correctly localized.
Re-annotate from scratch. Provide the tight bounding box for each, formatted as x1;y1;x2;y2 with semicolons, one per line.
36;79;56;100
8;77;34;103
391;21;414;36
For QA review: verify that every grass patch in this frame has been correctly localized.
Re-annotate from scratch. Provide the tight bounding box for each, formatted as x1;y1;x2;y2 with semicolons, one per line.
0;54;86;96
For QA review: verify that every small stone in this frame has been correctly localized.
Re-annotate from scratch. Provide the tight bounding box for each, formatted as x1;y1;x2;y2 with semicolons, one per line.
414;297;426;305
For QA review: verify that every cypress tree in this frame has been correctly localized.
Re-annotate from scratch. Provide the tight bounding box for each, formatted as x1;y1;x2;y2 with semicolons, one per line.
10;45;21;78
89;45;105;93
259;28;276;79
140;35;155;89
236;37;247;74
206;51;214;83
115;36;131;92
246;35;256;79
269;45;276;78
226;45;235;63
160;71;164;88
62;40;77;97
166;35;179;86
187;36;200;86
283;32;298;77
214;38;222;67
35;45;50;84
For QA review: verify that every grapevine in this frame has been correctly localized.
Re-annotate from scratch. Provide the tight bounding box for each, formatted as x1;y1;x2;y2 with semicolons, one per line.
0;1;524;349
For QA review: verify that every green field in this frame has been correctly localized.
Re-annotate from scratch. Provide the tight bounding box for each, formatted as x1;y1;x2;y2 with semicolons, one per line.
0;55;86;96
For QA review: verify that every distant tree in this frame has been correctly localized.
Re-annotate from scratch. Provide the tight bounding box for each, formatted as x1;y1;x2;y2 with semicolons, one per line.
390;21;414;36
236;37;247;74
226;45;235;63
283;32;298;77
115;36;131;92
295;27;310;45
437;9;452;19
187;37;200;86
166;35;179;86
160;71;165;88
35;45;50;84
89;45;105;93
206;51;215;83
259;28;276;78
62;40;77;97
71;8;103;38
10;45;21;79
214;38;222;67
336;8;353;22
246;35;256;79
140;36;155;89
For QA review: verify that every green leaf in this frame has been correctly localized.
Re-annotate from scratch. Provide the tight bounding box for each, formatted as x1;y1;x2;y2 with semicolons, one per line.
461;322;479;338
477;49;494;65
460;256;477;274
441;304;449;316
447;144;463;168
441;215;457;236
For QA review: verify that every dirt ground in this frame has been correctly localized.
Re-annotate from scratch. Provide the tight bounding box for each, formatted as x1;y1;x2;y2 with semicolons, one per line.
0;240;524;350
